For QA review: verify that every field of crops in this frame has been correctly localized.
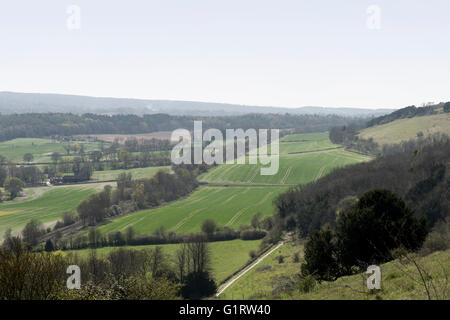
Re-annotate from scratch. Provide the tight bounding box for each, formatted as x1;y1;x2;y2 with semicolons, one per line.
0;186;97;237
200;132;371;185
96;132;371;237
97;186;288;235
0;131;376;295
0;138;103;162
64;239;262;283
91;166;170;181
0;132;371;240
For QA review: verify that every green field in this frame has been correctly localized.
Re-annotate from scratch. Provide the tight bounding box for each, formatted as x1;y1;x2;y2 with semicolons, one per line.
0;138;103;162
358;113;450;146
96;132;371;237
0;131;378;297
64;239;262;283
0;186;97;237
97;186;288;235
91;166;170;181
200;132;371;185
220;241;304;299
290;249;450;300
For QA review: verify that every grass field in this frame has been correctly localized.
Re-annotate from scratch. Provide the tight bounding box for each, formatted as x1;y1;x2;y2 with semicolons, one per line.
0;138;103;162
91;166;170;181
200;132;371;185
221;242;449;300
220;240;304;299
358;113;450;146
0;186;97;237
64;239;262;283
97;186;288;235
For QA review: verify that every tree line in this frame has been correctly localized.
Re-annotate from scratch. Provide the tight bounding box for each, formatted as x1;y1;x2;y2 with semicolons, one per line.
367;102;449;127
0;112;360;142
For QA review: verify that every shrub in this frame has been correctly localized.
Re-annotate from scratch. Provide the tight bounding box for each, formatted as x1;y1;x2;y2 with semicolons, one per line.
240;229;267;240
420;219;449;255
181;271;217;299
301;228;339;281
301;190;429;280
4;177;25;199
337;189;428;273
201;219;217;235
295;274;317;293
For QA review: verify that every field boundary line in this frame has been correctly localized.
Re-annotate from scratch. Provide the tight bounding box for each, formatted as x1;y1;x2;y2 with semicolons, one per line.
287;146;343;155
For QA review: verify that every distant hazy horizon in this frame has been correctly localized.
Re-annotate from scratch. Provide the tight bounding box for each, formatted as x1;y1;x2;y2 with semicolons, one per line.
1;90;398;110
1;1;449;109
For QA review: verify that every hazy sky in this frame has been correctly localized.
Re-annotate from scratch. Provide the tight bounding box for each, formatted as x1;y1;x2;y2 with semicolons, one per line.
1;0;449;109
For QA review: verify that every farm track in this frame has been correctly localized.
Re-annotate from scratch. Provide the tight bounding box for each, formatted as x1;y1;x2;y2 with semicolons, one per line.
216;238;286;297
314;166;325;181
280;166;292;184
247;167;259;183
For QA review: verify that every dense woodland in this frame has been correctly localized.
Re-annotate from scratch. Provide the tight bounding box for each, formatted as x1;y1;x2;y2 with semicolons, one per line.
0;112;359;142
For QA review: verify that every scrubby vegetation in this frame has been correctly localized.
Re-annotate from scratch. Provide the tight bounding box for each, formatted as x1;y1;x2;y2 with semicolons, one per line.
0;233;217;300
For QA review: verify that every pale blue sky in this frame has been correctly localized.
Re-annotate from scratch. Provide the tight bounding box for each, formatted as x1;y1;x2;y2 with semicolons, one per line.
1;0;449;109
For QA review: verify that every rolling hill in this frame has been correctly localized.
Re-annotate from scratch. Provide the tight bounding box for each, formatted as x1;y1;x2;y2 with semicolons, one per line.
0;91;393;116
358;112;450;146
95;132;371;236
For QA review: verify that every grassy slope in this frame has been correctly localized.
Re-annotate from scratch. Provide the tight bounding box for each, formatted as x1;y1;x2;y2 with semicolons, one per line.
222;242;449;300
358;113;450;146
0;186;97;237
64;239;262;283
220;241;304;300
